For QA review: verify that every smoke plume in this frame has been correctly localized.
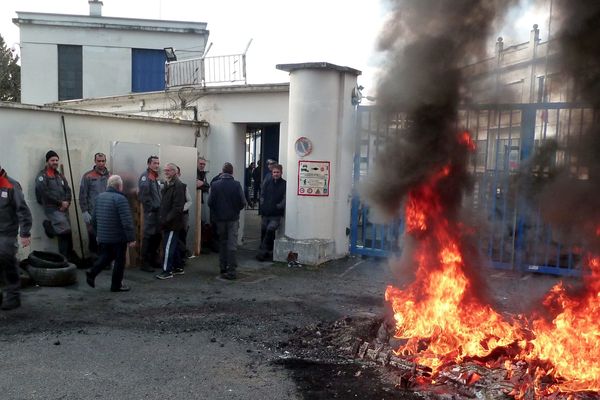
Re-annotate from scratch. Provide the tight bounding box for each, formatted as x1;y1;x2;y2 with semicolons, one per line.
364;0;517;218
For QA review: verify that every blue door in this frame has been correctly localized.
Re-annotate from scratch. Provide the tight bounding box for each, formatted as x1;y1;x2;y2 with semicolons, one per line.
132;49;166;92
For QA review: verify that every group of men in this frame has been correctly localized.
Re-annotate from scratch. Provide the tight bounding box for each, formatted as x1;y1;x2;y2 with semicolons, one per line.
0;151;287;309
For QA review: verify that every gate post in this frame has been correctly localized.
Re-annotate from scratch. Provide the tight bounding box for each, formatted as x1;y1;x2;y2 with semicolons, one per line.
275;63;361;265
514;105;537;270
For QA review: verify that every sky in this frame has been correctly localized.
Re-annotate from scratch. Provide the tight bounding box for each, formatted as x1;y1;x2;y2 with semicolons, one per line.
0;0;552;100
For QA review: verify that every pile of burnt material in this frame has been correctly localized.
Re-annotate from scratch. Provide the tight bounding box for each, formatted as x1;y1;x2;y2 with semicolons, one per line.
285;314;599;400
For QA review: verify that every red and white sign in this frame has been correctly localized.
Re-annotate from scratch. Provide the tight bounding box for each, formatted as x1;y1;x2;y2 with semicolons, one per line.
297;160;330;197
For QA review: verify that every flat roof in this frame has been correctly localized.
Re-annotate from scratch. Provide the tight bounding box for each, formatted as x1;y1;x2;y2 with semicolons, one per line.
13;11;208;35
276;62;361;76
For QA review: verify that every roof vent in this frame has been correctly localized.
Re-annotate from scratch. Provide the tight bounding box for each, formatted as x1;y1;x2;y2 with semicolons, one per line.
88;0;103;17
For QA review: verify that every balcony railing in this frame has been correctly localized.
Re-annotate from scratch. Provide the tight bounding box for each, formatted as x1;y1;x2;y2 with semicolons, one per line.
165;53;247;88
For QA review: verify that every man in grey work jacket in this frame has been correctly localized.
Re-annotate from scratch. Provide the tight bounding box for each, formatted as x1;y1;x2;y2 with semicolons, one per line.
79;152;109;256
35;150;80;265
0;163;32;310
138;155;162;272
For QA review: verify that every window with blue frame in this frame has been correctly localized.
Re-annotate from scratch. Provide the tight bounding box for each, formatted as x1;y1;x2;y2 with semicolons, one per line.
131;49;166;92
58;45;82;101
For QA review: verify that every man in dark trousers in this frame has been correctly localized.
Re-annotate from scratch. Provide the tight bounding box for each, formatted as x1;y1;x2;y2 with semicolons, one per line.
156;163;186;280
35;150;80;265
138;155;161;272
208;162;246;280
79;152;109;257
85;175;136;292
0;162;32;310
257;163;286;262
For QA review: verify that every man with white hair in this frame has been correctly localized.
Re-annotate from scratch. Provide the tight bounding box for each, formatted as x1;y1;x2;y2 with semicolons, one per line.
0;162;32;310
156;163;186;280
86;175;136;292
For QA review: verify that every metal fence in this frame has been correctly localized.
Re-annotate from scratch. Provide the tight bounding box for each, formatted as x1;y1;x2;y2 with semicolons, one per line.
165;54;247;88
350;103;594;276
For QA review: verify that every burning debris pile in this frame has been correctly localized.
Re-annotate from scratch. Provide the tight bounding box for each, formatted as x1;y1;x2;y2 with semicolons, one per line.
356;0;600;398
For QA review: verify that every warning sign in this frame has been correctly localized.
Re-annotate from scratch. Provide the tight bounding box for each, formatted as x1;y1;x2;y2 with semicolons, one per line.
298;160;330;197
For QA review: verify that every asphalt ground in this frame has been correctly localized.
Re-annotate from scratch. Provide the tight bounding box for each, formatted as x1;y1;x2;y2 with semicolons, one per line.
0;209;565;400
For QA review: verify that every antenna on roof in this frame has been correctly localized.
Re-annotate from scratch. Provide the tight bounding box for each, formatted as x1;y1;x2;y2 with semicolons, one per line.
243;38;253;55
202;42;213;58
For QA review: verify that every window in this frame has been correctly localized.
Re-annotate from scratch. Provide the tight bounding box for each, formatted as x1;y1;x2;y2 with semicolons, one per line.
58;45;82;101
131;49;166;92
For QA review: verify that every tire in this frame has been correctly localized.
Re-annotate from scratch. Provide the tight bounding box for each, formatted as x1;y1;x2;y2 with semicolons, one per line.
27;262;77;287
28;251;68;269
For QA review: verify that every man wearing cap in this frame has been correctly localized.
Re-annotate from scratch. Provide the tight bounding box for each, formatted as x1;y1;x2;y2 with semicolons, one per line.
0;162;32;310
35;150;78;264
138;155;162;272
79;152;110;257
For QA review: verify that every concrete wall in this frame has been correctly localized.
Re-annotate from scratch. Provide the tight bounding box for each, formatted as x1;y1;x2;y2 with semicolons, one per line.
52;86;290;243
0;103;198;258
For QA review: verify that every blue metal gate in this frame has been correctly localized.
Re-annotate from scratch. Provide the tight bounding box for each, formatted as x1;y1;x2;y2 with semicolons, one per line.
350;103;594;276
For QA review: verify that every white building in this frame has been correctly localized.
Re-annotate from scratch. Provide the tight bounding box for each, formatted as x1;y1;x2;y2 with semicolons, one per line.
14;0;208;105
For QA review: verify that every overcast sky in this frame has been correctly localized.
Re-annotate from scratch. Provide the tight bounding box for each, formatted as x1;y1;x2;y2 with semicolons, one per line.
0;0;551;99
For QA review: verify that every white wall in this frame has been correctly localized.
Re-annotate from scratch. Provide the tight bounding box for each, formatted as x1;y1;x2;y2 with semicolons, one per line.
83;47;132;98
20;43;58;105
0;104;198;257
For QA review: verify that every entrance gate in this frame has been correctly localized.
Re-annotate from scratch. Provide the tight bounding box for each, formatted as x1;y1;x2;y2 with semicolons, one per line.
350;103;594;276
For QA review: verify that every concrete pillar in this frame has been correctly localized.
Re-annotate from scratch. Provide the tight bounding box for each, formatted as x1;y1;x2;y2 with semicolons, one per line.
274;62;360;265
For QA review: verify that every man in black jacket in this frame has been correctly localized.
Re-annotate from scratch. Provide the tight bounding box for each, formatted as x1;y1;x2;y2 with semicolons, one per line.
208;163;246;279
257;164;286;261
156;163;186;280
138;155;161;272
0;163;32;310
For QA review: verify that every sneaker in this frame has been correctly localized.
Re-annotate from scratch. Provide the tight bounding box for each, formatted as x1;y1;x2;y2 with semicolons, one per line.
110;285;131;292
173;268;185;276
155;271;173;280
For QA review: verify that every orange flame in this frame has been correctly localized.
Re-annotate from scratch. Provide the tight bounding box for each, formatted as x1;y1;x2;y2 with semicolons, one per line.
385;150;600;396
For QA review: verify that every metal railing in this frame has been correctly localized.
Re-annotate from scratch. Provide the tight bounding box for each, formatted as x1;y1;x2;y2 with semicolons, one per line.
165;53;247;88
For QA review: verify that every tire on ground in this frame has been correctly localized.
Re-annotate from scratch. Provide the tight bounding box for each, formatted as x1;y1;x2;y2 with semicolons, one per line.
28;251;68;269
27;262;77;287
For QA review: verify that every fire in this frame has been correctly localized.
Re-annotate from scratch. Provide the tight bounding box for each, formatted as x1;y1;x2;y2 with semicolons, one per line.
384;132;600;397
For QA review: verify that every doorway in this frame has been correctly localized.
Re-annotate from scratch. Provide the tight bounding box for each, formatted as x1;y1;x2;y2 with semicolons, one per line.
242;123;280;249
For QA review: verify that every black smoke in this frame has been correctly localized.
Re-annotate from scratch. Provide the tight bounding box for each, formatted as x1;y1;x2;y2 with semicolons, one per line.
364;0;517;218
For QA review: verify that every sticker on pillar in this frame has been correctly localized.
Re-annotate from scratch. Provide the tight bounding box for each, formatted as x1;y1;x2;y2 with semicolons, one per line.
295;137;313;157
298;160;330;197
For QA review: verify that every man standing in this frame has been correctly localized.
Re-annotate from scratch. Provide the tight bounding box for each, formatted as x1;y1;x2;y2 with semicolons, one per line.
196;157;210;202
0;163;32;310
35;150;79;264
79;152;109;256
138;155;162;272
244;161;255;207
85;175;135;292
156;163;186;280
257;163;286;262
208;163;246;280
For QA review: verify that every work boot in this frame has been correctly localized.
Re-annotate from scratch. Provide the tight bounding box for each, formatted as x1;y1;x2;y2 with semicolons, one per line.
1;294;21;311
